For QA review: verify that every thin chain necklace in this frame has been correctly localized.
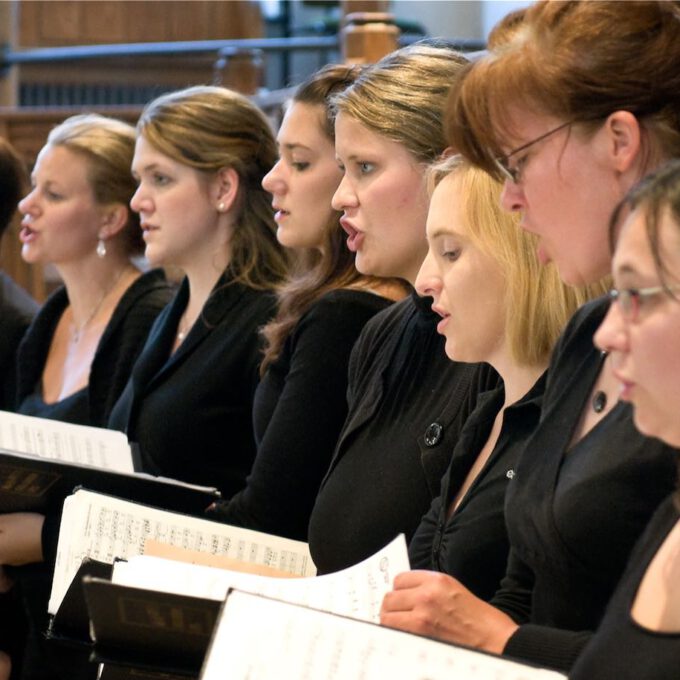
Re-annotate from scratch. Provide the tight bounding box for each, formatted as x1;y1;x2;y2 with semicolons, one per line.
71;267;127;343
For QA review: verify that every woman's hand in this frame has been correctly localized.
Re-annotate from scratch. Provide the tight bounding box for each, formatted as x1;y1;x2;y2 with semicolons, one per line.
380;570;519;654
0;513;45;566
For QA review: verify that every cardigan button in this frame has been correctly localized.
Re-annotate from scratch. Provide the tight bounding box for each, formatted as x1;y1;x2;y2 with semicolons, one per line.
424;422;443;447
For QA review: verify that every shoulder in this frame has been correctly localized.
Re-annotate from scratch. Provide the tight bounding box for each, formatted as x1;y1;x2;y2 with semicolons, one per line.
117;269;174;315
303;289;393;324
352;293;418;353
554;295;609;356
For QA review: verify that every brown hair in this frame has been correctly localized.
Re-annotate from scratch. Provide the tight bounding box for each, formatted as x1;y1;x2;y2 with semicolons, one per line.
261;64;373;373
46;113;143;255
428;155;609;366
447;1;680;178
137;85;288;290
333;43;469;165
0;138;27;240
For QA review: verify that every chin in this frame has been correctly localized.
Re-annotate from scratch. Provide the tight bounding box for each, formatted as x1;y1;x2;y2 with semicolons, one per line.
633;408;680;448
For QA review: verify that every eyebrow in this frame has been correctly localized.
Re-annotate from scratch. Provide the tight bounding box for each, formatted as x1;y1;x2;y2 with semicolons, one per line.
280;142;313;152
428;228;460;240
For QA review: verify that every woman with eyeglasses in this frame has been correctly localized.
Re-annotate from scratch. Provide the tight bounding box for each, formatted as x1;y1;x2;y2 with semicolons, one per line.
380;2;680;672
568;161;680;680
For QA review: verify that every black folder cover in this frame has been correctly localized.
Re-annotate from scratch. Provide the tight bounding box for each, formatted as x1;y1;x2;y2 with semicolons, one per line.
0;447;220;515
47;558;114;645
83;577;221;675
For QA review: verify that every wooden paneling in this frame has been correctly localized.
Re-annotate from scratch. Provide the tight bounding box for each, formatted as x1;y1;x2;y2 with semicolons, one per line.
18;1;264;46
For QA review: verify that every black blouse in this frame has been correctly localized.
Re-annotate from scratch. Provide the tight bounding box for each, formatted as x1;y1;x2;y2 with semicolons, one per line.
409;373;545;602
570;495;680;680
209;289;392;541
494;297;678;672
308;290;499;574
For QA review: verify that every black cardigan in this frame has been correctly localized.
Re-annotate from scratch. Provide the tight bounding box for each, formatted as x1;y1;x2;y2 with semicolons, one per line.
209;289;393;541
409;373;545;603
308;290;499;574
16;269;172;426
494;297;678;671
108;273;277;498
0;271;38;411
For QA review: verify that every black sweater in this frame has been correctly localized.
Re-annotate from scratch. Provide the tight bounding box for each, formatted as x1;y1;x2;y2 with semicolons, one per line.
409;374;545;602
570;495;680;680
16;269;172;426
209;289;392;541
0;271;38;411
495;297;678;671
108;273;277;498
308;291;499;574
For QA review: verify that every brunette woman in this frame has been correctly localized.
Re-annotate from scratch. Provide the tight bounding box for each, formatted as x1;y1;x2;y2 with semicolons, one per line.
108;85;288;498
208;65;402;541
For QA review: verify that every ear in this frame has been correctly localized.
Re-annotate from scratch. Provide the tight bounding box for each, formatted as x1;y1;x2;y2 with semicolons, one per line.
603;111;642;174
213;167;240;214
97;203;129;239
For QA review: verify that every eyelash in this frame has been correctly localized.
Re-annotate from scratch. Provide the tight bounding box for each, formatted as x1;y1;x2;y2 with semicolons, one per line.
152;173;171;186
358;162;374;174
291;162;310;172
442;249;461;262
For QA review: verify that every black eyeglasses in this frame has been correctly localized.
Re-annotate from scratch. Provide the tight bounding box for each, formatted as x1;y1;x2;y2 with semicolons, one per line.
608;286;680;322
493;120;573;184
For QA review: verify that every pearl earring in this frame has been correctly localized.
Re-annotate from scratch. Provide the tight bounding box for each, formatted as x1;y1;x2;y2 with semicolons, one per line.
96;238;107;258
217;202;226;213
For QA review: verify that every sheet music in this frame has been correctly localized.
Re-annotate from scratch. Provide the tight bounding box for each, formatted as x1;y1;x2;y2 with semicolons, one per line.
112;533;409;624
49;490;314;615
0;410;132;471
201;591;568;680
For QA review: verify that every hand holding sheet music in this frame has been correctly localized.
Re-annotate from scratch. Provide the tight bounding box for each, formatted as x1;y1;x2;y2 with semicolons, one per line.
201;590;568;680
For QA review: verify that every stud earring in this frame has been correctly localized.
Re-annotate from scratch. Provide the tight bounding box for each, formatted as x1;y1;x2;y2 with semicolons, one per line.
96;238;107;259
217;202;226;213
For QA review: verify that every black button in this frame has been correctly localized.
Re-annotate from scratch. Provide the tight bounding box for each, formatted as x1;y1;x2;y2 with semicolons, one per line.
424;422;443;447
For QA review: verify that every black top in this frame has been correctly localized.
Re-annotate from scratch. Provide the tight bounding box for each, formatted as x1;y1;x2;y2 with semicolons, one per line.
108;273;277;498
308;290;499;574
0;271;38;410
208;289;392;541
570;496;680;680
409;373;545;603
494;297;678;671
16;269;172;427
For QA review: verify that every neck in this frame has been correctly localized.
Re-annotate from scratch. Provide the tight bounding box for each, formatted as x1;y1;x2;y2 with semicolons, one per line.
490;350;545;408
57;256;135;324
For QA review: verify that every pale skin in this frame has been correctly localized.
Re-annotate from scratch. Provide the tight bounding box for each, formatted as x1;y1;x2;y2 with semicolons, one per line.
381;112;661;655
1;145;140;567
130;135;239;353
381;173;545;653
594;207;680;633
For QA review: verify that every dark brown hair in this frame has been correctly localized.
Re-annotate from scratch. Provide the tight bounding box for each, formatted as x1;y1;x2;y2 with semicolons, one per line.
260;64;400;373
446;1;680;178
0;138;27;241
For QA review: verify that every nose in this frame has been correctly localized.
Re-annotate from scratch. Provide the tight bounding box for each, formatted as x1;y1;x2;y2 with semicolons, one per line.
415;249;441;299
331;172;356;212
129;183;150;215
262;159;285;195
18;187;38;217
499;179;524;213
594;296;629;355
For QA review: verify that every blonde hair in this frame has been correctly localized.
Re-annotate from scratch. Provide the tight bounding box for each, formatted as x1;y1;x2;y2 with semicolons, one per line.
137;85;288;289
428;156;609;366
332;43;468;164
47;113;142;254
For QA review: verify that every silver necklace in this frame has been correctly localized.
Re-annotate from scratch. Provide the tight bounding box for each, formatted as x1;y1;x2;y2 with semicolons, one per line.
71;268;126;343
